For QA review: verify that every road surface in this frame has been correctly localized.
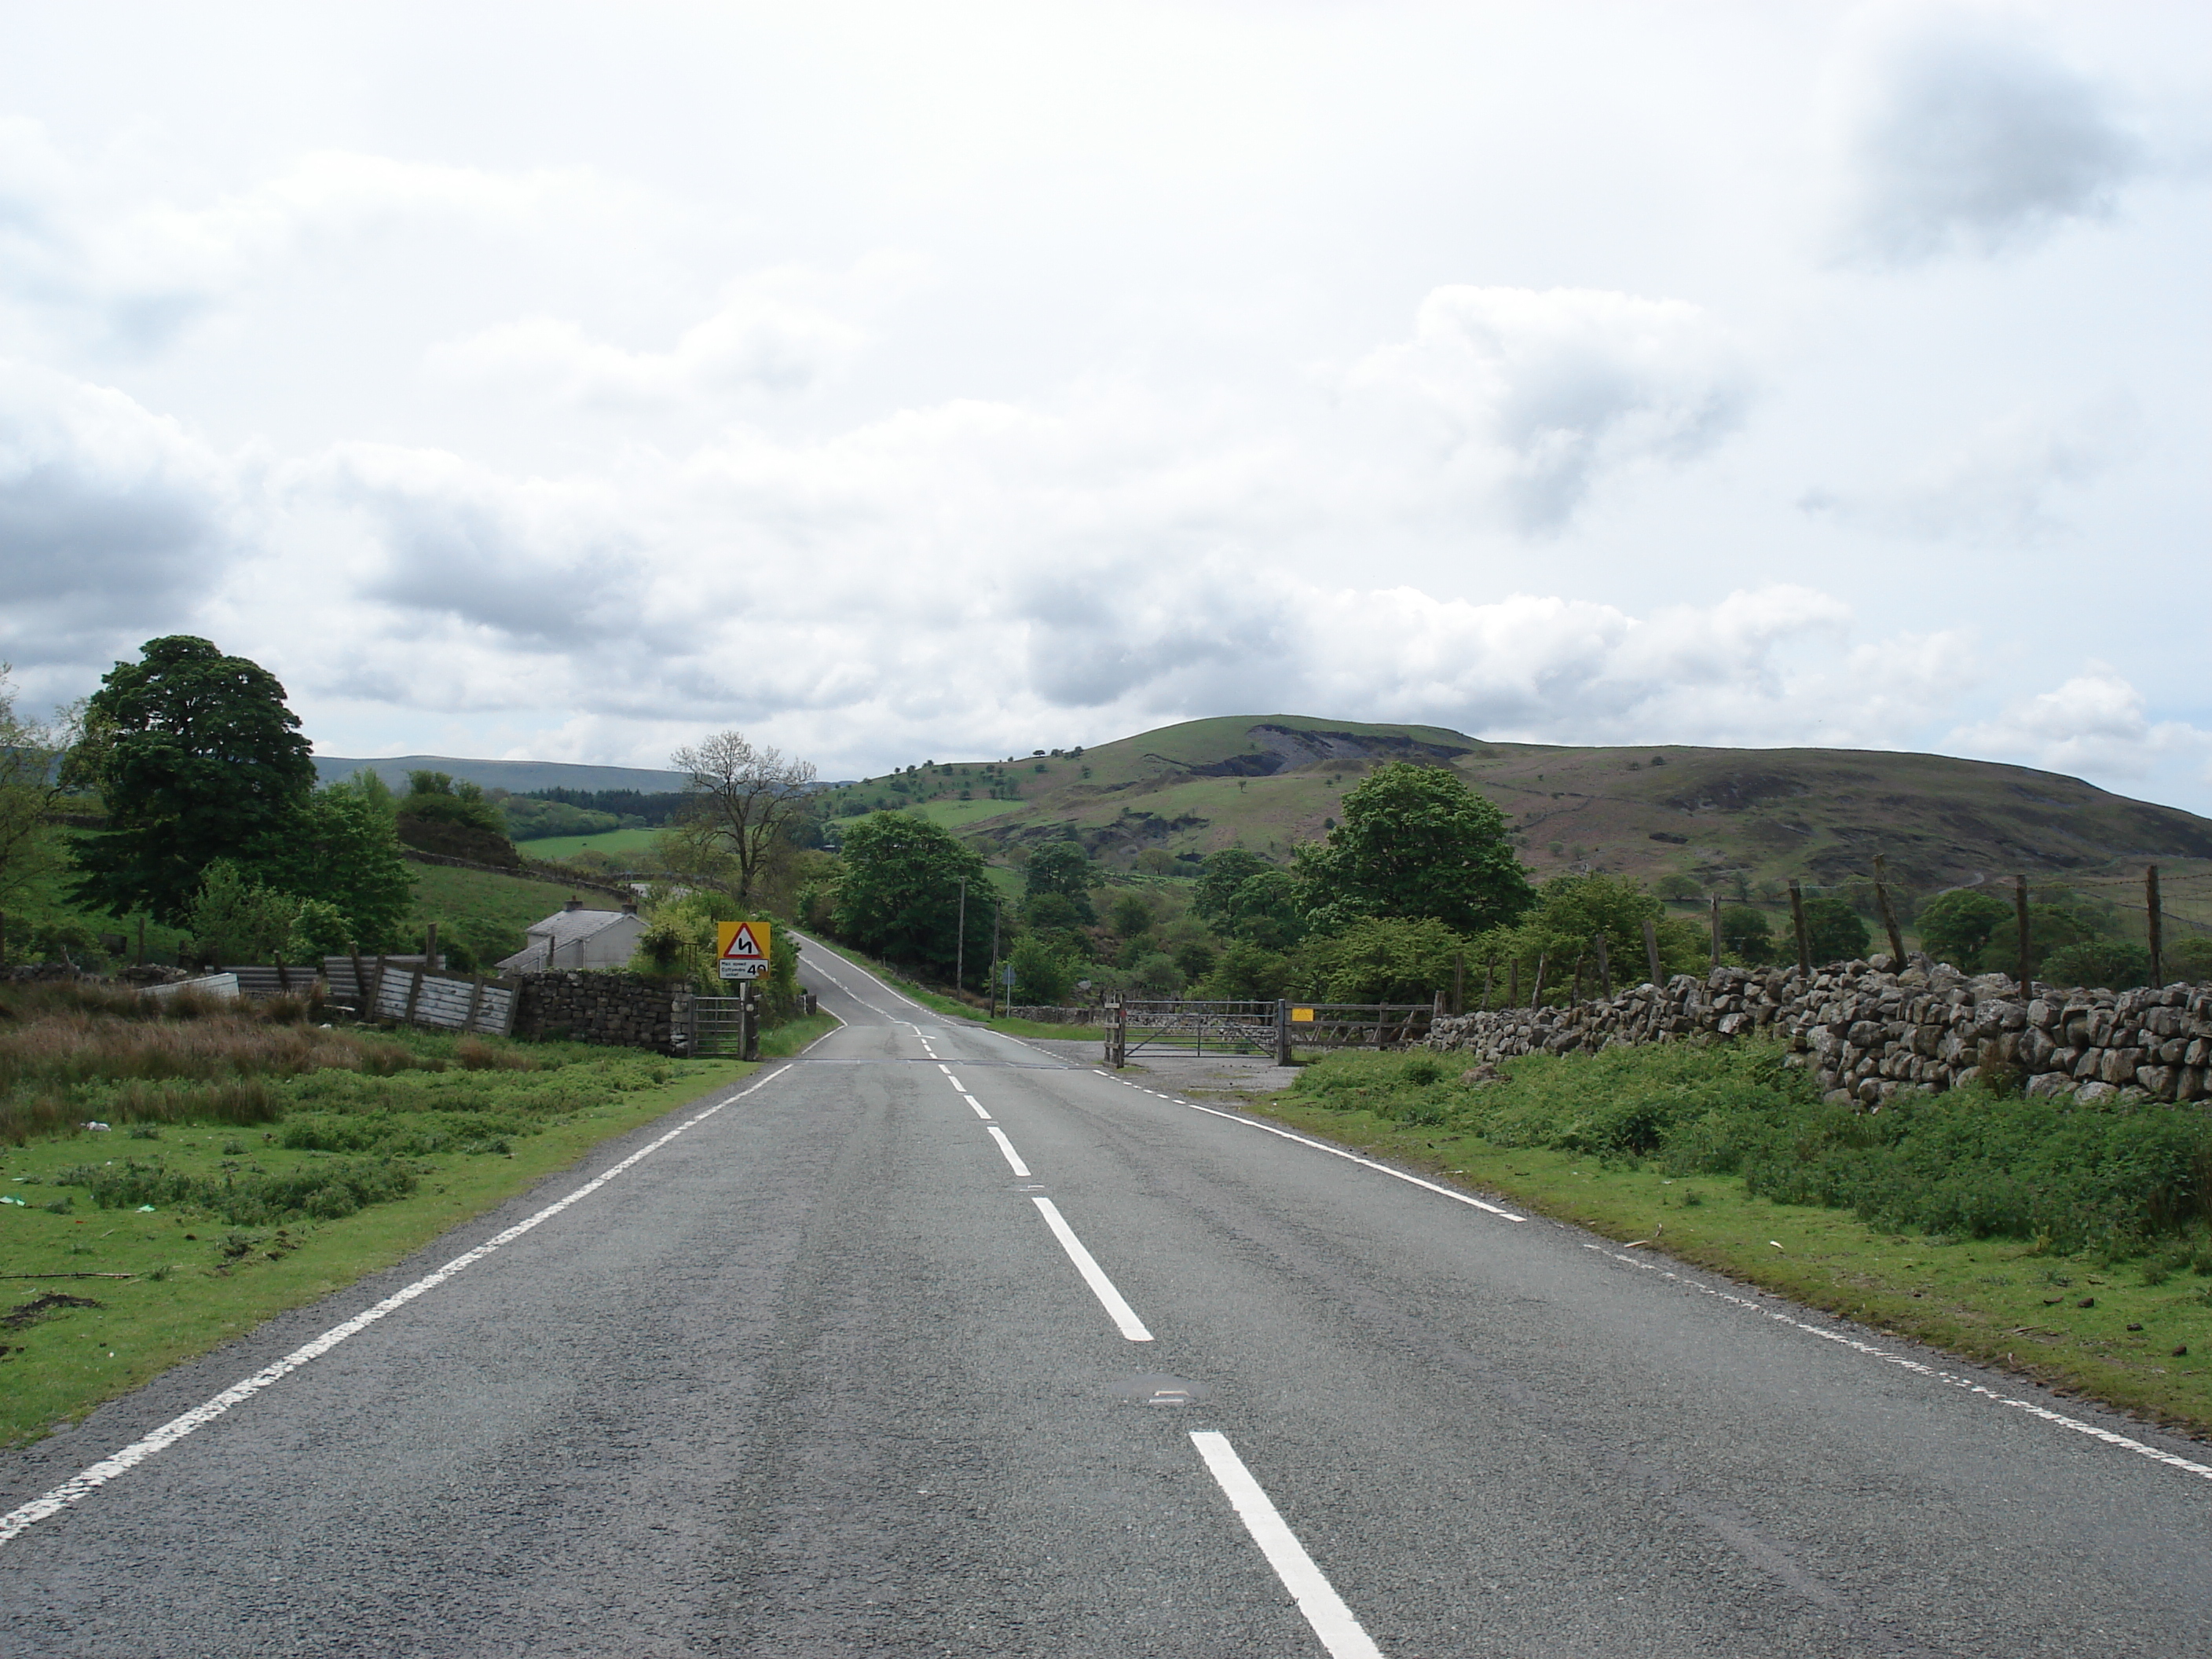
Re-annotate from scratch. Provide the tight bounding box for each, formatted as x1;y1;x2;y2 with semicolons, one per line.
5;944;2212;1656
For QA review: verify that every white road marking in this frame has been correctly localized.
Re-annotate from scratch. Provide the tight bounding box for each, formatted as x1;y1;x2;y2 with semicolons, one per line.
945;1074;967;1092
987;1126;1031;1177
0;1064;799;1550
937;1064;953;1075
1189;1430;1385;1659
1031;1196;1153;1342
1094;1074;1525;1223
964;1097;993;1121
1584;1241;2212;1485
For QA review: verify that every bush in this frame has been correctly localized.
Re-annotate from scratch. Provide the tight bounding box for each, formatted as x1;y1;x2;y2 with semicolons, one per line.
1290;1040;2212;1254
2043;939;2152;991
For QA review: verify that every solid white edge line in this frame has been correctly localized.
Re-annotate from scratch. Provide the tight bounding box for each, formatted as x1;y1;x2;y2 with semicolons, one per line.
1029;1196;1153;1342
965;1097;993;1121
1189;1430;1385;1659
1094;1073;1524;1222
1583;1240;2212;1484
0;1062;800;1550
986;1126;1031;1177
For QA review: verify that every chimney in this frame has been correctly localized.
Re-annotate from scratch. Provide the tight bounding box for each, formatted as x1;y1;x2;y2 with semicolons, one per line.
563;896;584;912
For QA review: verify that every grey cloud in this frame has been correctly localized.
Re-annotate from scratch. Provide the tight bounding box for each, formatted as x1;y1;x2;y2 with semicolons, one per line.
1841;23;2141;265
0;368;229;667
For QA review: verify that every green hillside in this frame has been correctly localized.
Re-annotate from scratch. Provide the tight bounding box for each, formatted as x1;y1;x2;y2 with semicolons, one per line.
819;714;2212;931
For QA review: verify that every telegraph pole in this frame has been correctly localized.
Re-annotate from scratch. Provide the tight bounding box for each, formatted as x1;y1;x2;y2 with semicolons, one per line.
955;878;967;1000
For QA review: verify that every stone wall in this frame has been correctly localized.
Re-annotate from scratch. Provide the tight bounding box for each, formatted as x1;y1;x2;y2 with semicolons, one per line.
1426;958;2212;1107
513;971;687;1053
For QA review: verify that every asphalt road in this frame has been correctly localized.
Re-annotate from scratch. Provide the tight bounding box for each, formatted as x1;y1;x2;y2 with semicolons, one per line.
7;946;2212;1656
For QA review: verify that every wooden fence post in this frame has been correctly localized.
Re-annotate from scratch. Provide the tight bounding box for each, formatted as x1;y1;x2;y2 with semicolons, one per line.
2148;864;2164;987
1274;998;1290;1068
1569;950;1585;1005
1595;931;1611;999
1481;958;1496;1011
1529;951;1546;1010
1788;881;1811;974
1452;950;1466;1017
1873;853;1907;968
1709;895;1723;966
1642;919;1661;987
2014;875;2031;994
1507;959;1519;1007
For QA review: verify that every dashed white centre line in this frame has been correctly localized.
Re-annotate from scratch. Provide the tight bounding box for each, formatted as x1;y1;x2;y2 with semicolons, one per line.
944;1074;967;1092
963;1097;992;1121
986;1126;1031;1177
1190;1430;1385;1659
1030;1196;1153;1341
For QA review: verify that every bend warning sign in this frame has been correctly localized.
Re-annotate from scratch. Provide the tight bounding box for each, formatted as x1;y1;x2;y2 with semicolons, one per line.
715;921;772;981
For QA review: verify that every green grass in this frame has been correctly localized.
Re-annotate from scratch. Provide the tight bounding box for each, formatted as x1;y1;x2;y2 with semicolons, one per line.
405;862;582;965
0;1035;747;1446
512;826;664;862
1229;1044;2212;1436
800;935;1101;1040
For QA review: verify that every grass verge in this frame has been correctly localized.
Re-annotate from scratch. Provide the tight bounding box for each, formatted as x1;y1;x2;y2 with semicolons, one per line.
0;1043;749;1448
1218;1044;2212;1439
801;936;1104;1042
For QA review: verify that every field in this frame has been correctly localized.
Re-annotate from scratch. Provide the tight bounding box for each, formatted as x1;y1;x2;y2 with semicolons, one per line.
405;862;591;967
513;826;664;863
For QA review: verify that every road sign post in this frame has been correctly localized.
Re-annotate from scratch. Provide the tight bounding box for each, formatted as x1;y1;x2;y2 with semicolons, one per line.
716;920;772;982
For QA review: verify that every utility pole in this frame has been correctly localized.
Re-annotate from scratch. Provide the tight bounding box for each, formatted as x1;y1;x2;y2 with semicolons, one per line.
2148;865;2164;987
955;878;967;1001
990;899;1002;1020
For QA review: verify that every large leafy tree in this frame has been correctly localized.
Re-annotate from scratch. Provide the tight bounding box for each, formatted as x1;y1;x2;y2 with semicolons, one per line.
831;811;992;976
1294;761;1531;934
1024;840;1097;925
69;636;317;924
1914;889;2014;972
1801;895;1872;965
268;790;413;950
0;665;79;910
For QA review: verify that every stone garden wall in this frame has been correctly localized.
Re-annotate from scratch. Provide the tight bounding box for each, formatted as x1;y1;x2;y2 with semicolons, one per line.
1426;957;2212;1106
512;971;686;1053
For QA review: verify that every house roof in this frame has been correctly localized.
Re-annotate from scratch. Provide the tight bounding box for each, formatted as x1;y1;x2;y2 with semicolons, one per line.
526;908;639;945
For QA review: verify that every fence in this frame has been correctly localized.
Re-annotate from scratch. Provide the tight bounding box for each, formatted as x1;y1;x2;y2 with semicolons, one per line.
368;962;521;1036
1102;998;1436;1067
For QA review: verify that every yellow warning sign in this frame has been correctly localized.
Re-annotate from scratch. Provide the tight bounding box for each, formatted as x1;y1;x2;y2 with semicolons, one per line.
1290;1006;1316;1023
716;920;772;980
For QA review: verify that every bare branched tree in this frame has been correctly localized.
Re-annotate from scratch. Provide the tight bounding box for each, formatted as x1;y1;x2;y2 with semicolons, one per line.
671;731;818;903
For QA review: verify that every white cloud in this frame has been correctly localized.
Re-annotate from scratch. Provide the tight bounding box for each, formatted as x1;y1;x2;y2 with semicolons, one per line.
0;359;236;665
1950;662;2212;780
1799;399;2133;543
1835;13;2143;265
1346;286;1750;533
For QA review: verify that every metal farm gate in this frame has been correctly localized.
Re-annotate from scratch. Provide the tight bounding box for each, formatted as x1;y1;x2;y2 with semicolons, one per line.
1102;998;1436;1067
687;991;758;1060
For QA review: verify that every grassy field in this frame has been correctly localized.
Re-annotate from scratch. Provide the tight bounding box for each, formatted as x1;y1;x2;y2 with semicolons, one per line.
405;862;588;965
0;982;838;1446
512;826;663;863
1210;1043;2212;1437
0;1022;752;1445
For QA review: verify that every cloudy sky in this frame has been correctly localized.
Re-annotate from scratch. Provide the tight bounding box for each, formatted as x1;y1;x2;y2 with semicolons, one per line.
3;2;2207;806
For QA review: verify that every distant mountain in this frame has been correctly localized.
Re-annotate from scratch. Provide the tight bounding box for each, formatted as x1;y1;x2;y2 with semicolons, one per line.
816;712;2212;906
314;754;690;795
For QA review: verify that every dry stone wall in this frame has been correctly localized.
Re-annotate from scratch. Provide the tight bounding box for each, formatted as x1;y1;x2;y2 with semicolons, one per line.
513;971;687;1053
1426;958;2212;1107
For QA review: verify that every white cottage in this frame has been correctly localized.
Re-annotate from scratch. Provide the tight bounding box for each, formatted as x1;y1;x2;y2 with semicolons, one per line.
498;898;646;973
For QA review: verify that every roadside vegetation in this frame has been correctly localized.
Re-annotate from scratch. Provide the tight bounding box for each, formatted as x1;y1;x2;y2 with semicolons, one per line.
1256;1042;2212;1433
0;980;754;1445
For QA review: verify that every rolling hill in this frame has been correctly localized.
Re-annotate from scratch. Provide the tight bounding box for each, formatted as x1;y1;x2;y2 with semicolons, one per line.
817;714;2212;919
313;754;690;794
